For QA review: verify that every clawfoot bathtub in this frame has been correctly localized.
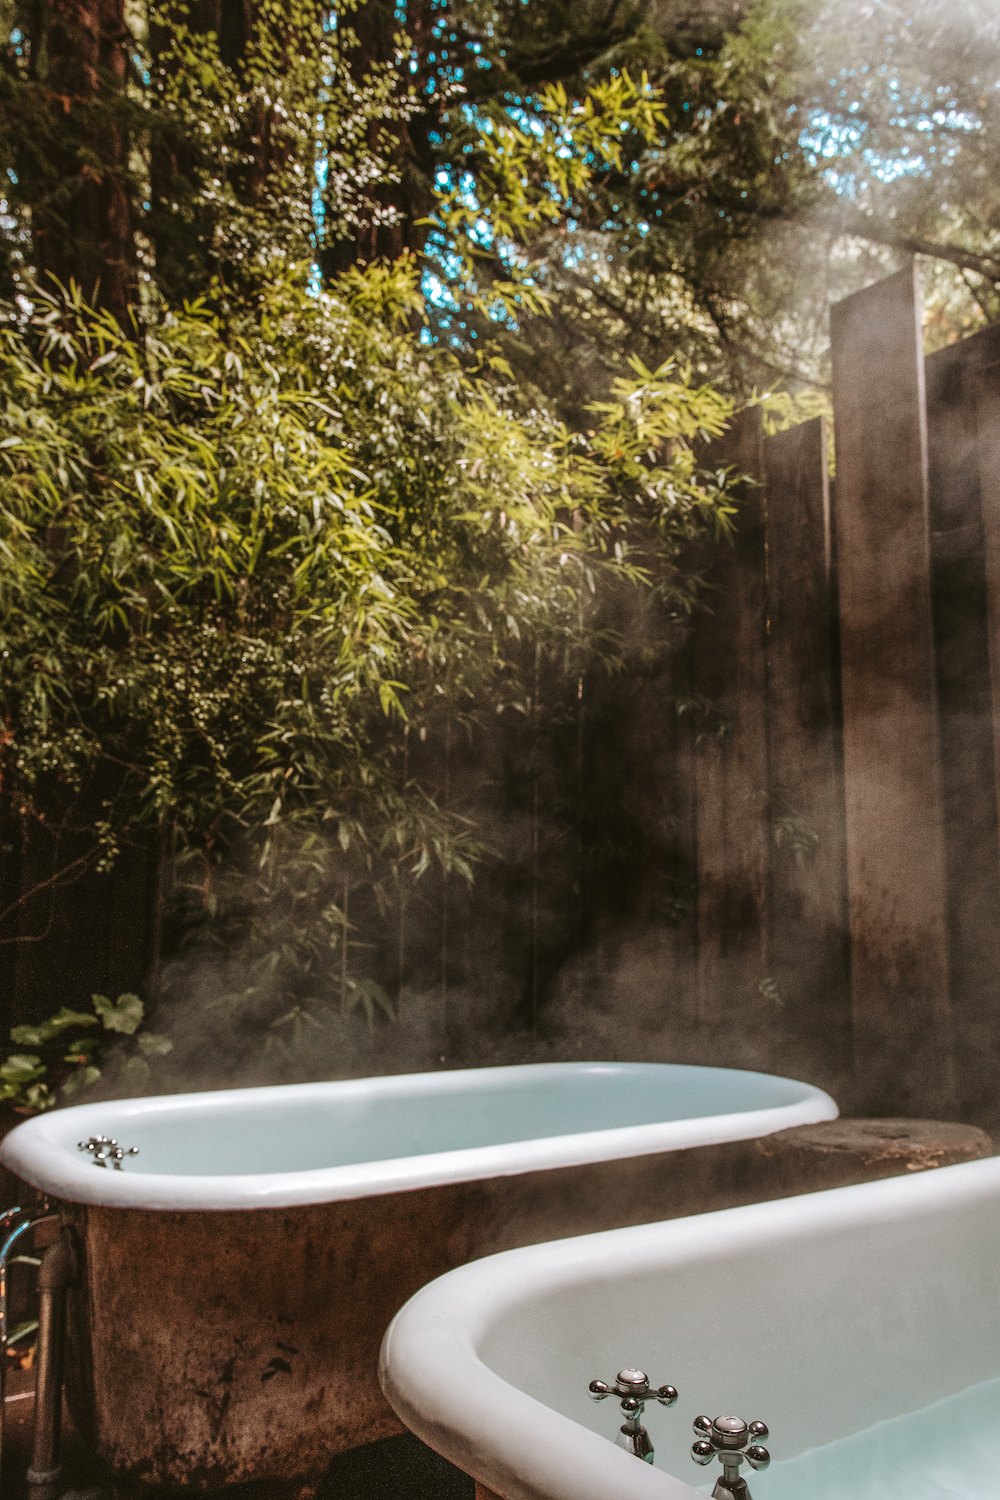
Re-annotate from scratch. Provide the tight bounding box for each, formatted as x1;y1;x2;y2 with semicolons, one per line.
380;1153;1000;1500
0;1061;835;1494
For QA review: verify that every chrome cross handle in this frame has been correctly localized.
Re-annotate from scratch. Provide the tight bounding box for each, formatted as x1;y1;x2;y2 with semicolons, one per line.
589;1369;678;1407
78;1136;139;1170
589;1369;678;1465
691;1416;770;1500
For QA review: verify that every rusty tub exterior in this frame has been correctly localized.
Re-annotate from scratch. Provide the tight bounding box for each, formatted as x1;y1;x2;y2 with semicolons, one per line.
0;1062;839;1495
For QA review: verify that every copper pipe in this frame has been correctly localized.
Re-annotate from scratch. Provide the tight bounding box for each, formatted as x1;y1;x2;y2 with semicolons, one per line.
26;1233;73;1500
0;1209;56;1495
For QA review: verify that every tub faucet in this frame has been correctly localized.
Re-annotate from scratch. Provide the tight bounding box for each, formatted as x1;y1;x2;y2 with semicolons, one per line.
589;1368;678;1463
691;1414;770;1499
77;1136;139;1170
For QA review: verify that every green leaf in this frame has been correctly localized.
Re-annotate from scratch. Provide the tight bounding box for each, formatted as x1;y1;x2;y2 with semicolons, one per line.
11;1008;98;1047
61;1066;102;1097
20;1084;55;1112
340;978;395;1031
0;1055;44;1085
9;1027;45;1048
118;1056;151;1087
136;1033;173;1057
92;993;144;1035
62;1039;99;1063
6;1320;39;1345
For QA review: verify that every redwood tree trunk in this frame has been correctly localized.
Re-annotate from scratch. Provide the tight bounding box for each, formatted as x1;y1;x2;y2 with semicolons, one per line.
29;0;134;324
320;0;439;277
148;0;292;300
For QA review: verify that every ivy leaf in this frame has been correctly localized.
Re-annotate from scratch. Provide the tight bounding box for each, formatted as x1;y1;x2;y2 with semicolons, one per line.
61;1066;102;1098
62;1039;99;1063
92;993;145;1035
118;1056;151;1087
6;1320;39;1345
0;1055;44;1085
11;1008;98;1047
9;1027;45;1048
136;1033;173;1057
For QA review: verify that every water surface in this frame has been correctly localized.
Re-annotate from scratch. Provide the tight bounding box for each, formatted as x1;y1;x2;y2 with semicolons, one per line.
715;1375;1000;1500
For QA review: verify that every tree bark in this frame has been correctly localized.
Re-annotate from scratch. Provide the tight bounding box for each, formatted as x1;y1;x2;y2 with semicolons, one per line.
320;0;439;277
28;0;134;324
148;0;297;298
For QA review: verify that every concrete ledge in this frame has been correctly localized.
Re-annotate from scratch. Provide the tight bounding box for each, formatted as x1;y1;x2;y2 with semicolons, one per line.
753;1117;993;1186
651;1116;994;1223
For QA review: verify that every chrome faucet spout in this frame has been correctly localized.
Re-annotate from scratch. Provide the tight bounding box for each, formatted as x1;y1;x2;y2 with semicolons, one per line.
78;1136;139;1170
588;1368;678;1464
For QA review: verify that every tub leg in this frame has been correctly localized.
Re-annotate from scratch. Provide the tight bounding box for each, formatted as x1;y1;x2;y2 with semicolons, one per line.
26;1232;74;1500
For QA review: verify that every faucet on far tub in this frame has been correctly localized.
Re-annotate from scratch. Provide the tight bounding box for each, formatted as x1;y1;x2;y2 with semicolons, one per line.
78;1136;139;1170
691;1413;770;1499
589;1368;678;1463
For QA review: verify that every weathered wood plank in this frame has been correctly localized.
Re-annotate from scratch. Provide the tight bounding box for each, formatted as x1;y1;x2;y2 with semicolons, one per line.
973;340;1000;898
694;406;772;1069
762;418;851;1093
829;264;955;1115
925;325;1000;1130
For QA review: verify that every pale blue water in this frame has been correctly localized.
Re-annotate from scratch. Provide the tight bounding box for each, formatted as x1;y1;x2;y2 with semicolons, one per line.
51;1064;803;1176
703;1376;1000;1500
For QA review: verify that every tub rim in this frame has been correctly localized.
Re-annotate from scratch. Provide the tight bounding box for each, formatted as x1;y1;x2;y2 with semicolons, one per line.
378;1154;1000;1500
0;1060;836;1212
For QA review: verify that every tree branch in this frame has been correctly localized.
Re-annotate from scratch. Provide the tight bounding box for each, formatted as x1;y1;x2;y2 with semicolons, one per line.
0;849;99;940
800;210;1000;284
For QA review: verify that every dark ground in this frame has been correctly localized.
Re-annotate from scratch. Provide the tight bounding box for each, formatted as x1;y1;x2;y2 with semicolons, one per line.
317;1433;473;1499
0;1374;473;1500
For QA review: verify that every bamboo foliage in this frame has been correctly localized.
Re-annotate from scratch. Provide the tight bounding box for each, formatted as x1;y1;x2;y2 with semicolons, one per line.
0;252;733;1053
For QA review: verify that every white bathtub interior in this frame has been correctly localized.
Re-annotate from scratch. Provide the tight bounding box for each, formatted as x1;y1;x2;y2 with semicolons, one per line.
0;1061;835;1209
466;1164;1000;1499
48;1063;818;1176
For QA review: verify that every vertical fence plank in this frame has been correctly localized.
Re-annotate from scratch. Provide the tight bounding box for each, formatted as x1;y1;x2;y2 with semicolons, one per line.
975;349;1000;882
830;264;955;1115
0;812;158;1034
0;811;28;1033
694;406;772;1069
664;654;701;1057
925;326;1000;1130
4;819;54;1030
763;418;851;1091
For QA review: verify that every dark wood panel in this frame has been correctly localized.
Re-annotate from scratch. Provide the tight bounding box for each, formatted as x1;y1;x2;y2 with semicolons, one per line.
693;406;772;1069
924;332;1000;1126
763;418;851;1092
977;365;1000;870
829;264;955;1115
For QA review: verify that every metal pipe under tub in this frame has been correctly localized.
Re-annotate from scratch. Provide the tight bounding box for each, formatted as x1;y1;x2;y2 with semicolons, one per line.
0;1210;59;1495
26;1229;74;1500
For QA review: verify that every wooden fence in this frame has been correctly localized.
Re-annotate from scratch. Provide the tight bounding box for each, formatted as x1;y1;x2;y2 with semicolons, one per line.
687;264;1000;1126
3;264;1000;1130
